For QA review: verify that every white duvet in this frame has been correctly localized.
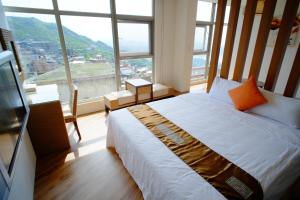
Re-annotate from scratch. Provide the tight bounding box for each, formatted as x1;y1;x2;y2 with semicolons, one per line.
106;93;300;200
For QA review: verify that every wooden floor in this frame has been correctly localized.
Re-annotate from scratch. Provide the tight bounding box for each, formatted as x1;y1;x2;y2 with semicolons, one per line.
34;112;143;200
34;84;206;200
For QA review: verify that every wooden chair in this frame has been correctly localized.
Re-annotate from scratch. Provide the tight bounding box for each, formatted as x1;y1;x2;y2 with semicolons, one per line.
63;85;82;140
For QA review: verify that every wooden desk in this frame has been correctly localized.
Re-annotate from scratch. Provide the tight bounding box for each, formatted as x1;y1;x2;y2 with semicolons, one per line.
125;79;153;104
26;84;70;158
27;84;60;105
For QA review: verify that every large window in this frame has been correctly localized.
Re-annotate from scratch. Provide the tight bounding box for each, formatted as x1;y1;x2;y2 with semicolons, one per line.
118;23;150;55
196;1;212;22
120;58;152;83
116;0;152;16
192;1;230;84
192;1;215;83
3;0;154;102
60;16;116;100
3;0;53;9
116;3;154;88
6;12;70;102
118;21;153;85
57;0;110;13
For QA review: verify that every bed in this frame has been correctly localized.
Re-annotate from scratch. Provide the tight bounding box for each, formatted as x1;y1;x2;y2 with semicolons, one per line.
106;92;300;200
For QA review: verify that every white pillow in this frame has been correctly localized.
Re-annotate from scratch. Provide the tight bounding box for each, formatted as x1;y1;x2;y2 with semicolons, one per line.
208;77;240;104
249;89;300;128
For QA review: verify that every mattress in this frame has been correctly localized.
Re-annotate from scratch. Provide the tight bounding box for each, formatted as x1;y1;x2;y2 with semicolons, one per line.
106;93;300;200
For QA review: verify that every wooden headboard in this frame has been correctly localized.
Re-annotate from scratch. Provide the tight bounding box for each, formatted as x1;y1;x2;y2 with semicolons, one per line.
207;0;300;98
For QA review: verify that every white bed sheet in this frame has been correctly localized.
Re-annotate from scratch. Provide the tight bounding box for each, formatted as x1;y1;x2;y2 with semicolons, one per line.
106;93;300;200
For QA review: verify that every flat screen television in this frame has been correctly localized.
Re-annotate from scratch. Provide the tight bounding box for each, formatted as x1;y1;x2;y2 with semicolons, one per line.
0;51;29;196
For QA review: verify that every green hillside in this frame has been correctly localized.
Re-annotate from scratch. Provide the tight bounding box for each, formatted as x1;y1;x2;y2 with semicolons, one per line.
6;16;152;85
37;63;115;82
7;16;114;61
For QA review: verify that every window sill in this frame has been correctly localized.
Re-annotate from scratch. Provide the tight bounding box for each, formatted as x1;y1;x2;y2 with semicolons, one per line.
190;78;207;86
77;98;105;116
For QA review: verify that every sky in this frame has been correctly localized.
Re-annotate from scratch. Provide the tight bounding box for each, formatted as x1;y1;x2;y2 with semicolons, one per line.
3;0;152;46
194;26;208;50
197;1;212;21
3;0;227;50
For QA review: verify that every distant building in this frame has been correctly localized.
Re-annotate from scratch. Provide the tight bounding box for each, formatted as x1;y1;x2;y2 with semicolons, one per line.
89;54;106;63
16;41;60;75
31;56;57;74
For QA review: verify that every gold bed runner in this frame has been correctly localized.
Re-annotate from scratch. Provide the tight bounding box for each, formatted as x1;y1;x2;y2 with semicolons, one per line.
127;104;263;200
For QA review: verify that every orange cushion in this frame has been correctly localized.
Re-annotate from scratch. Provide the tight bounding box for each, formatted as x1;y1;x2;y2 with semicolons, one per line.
228;76;267;111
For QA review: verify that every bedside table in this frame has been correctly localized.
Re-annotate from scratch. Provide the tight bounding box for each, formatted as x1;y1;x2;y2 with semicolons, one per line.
125;79;153;104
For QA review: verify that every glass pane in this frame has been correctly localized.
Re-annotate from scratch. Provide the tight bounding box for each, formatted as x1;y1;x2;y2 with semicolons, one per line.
214;5;230;23
2;0;53;9
224;6;230;23
118;23;150;55
58;0;110;13
6;12;70;102
61;16;115;101
191;55;207;81
196;1;212;21
116;0;152;16
217;25;227;75
120;58;152;86
194;26;209;51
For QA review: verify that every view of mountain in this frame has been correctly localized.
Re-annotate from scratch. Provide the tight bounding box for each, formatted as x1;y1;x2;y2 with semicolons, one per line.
7;16;114;62
6;16;154;102
7;16;154;68
7;16;207;75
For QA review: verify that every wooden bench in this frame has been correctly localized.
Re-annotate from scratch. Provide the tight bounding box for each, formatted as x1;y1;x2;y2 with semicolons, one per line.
104;83;174;113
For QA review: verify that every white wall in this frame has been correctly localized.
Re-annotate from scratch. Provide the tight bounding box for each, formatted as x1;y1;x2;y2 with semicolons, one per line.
154;0;176;86
8;130;36;200
172;0;197;92
0;1;36;199
155;0;197;93
228;0;300;98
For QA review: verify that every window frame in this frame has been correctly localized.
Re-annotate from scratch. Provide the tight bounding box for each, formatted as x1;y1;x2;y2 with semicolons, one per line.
192;1;216;85
4;0;155;101
192;1;231;85
117;19;153;58
193;25;210;55
115;12;154;88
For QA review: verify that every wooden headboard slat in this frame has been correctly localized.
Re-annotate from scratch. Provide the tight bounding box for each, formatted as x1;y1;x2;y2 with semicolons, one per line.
220;0;241;80
264;0;300;91
283;43;300;97
248;0;277;80
206;0;227;92
232;0;258;82
207;0;300;97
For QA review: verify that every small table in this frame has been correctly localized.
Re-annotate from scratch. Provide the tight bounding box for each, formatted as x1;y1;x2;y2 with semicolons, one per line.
125;79;153;104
